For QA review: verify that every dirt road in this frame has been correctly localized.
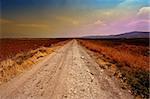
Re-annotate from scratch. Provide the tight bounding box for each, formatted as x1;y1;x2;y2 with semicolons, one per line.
0;40;133;99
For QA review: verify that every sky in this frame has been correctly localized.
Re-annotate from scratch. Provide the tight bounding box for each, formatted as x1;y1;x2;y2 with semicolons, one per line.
0;0;150;38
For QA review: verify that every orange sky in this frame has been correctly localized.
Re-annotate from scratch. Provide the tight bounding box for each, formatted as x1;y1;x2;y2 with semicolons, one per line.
1;0;150;38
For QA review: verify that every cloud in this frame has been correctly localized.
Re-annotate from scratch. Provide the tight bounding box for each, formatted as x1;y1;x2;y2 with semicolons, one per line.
128;19;150;31
117;0;147;9
72;20;79;25
55;16;79;25
137;7;150;17
118;0;133;6
0;19;14;24
94;20;106;26
128;19;150;26
0;18;48;28
16;23;49;28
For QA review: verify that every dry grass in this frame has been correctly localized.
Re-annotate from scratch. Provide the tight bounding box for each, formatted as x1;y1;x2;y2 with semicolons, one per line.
0;38;67;61
79;39;149;98
79;40;149;71
0;40;69;85
0;46;60;85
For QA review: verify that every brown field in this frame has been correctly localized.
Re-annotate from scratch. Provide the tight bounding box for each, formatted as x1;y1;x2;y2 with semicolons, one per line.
78;38;149;98
79;39;149;71
0;38;149;98
0;39;69;84
0;38;68;61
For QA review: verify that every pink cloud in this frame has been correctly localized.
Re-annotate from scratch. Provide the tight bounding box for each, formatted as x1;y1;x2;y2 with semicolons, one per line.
93;20;107;26
128;19;150;31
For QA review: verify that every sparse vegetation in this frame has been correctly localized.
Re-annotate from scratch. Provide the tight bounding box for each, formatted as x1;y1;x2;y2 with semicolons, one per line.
0;39;68;85
0;38;67;61
79;39;149;98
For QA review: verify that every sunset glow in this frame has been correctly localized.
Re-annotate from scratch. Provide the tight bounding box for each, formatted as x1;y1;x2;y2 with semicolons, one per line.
1;0;150;38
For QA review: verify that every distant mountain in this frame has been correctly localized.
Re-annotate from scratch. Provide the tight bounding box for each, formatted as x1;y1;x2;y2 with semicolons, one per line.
83;31;150;39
